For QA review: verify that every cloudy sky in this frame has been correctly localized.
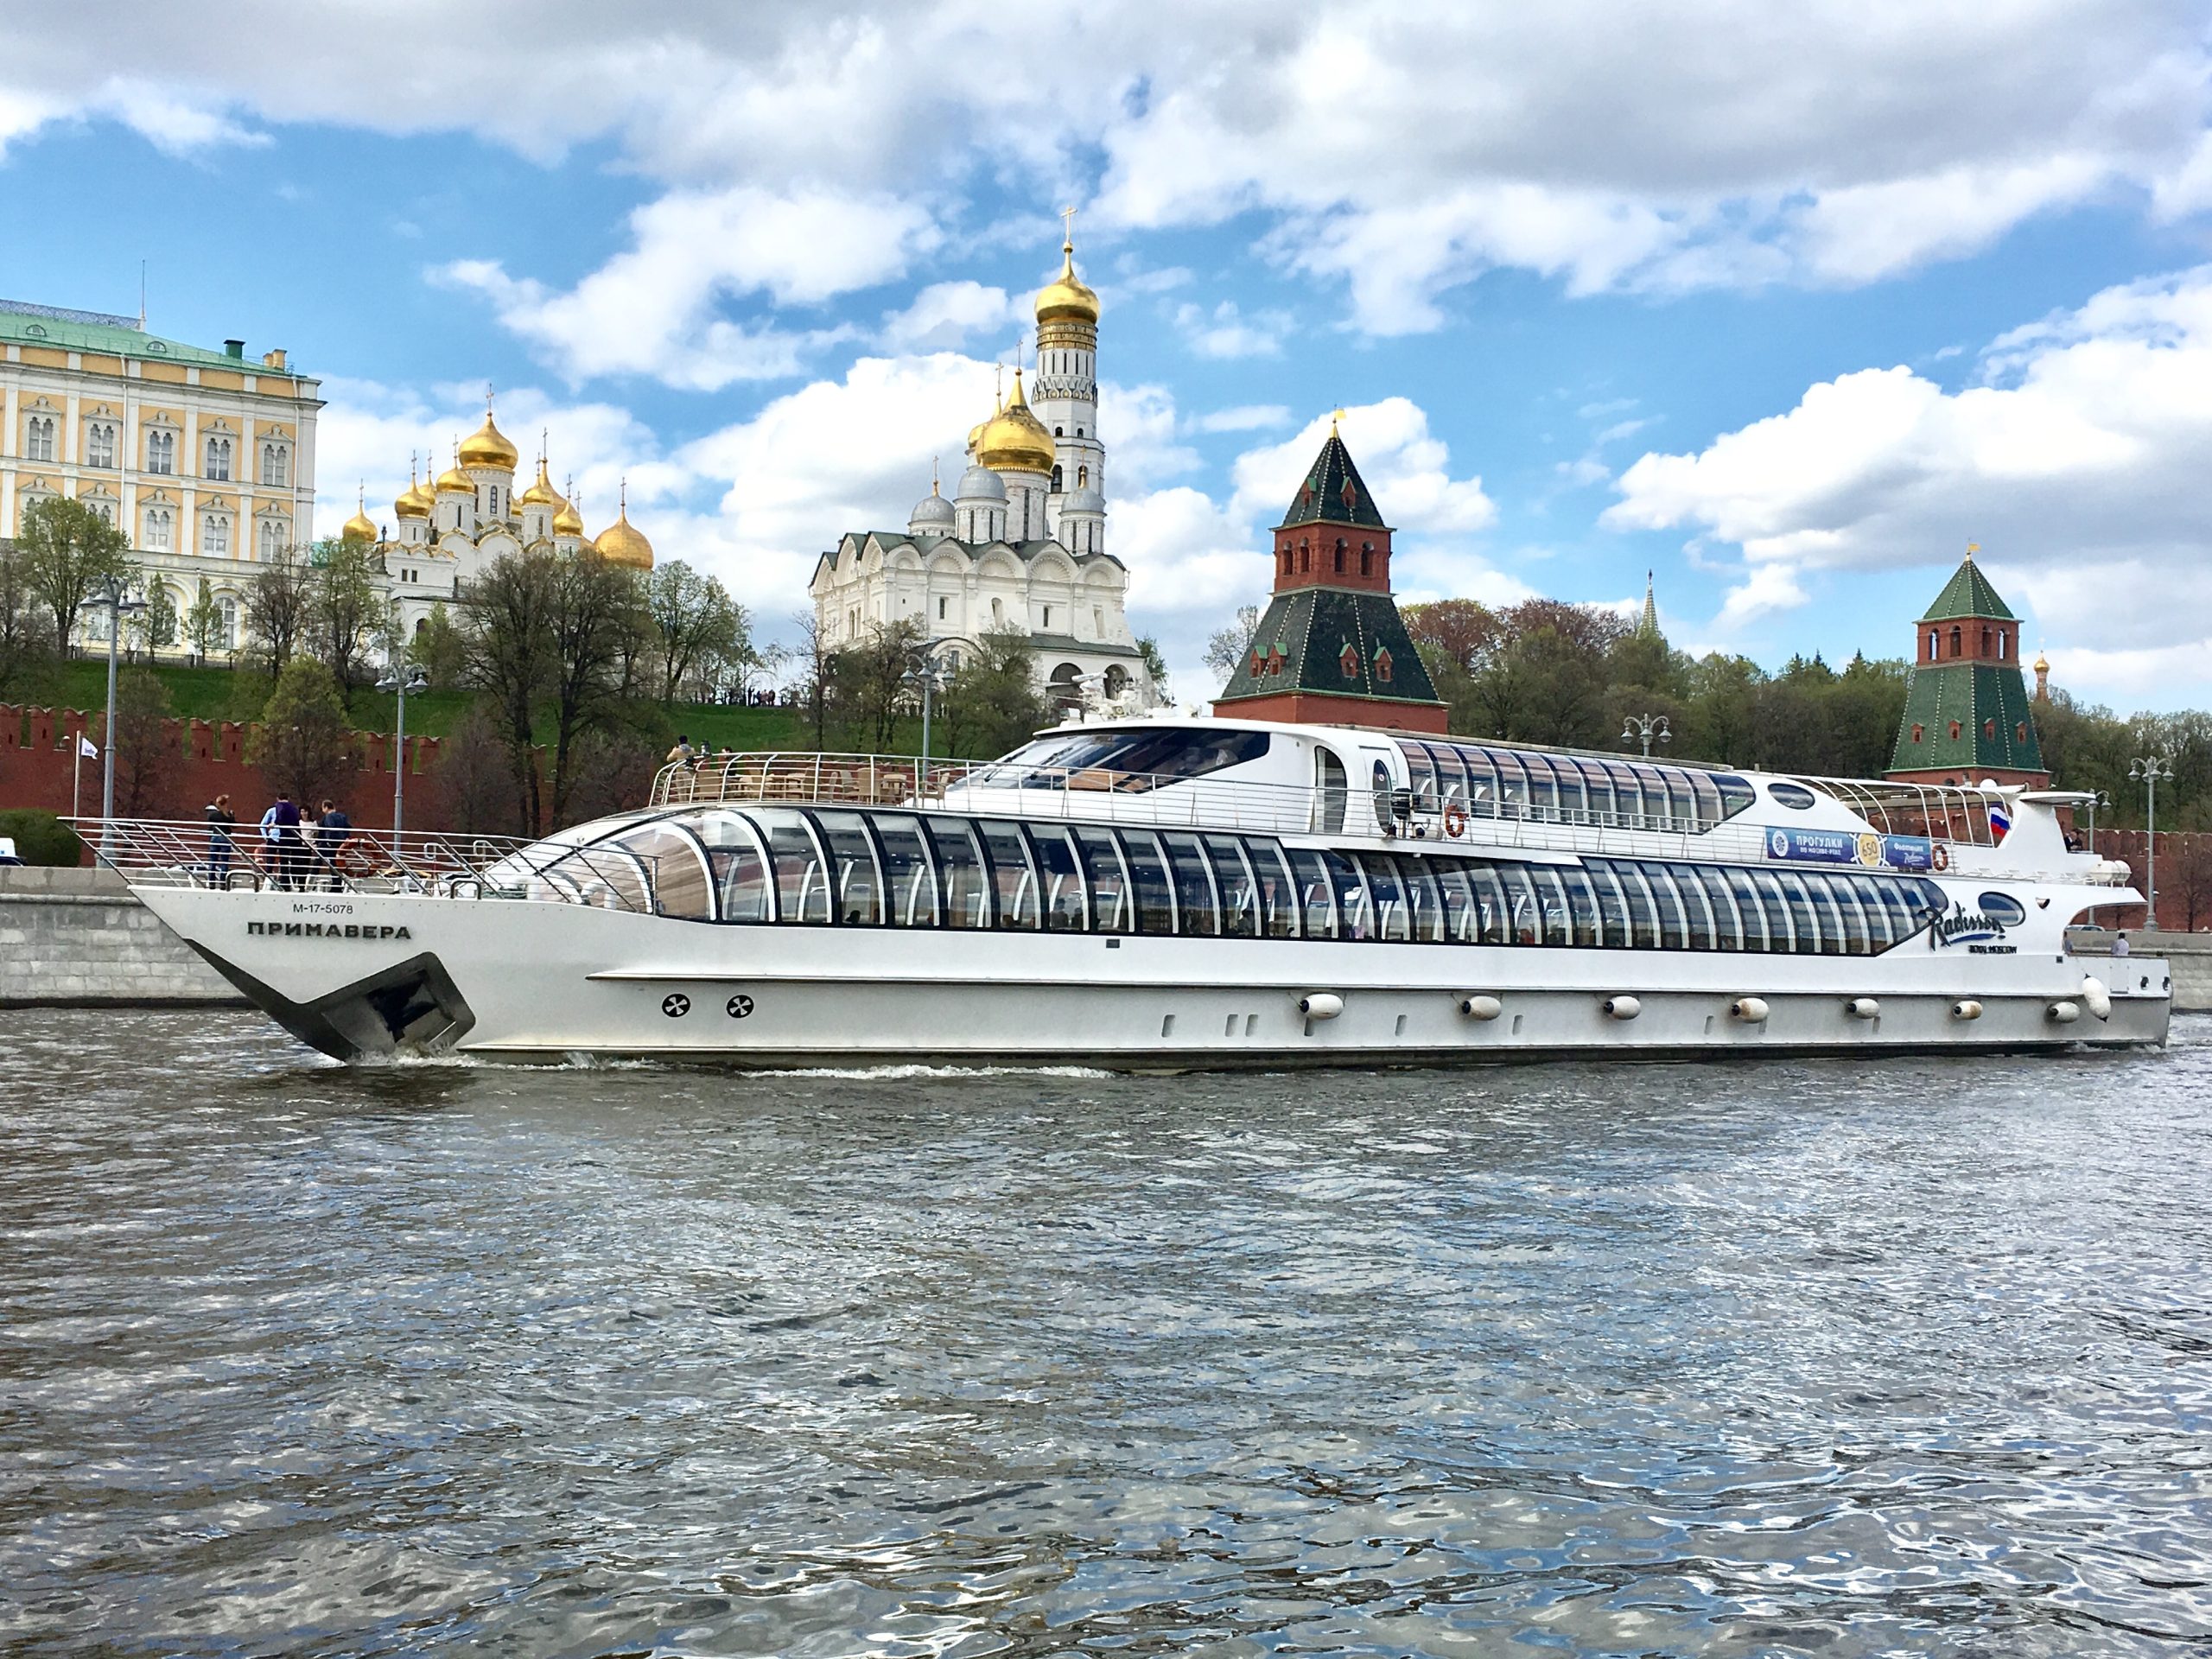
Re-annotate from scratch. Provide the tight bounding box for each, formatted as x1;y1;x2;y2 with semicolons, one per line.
4;2;2210;707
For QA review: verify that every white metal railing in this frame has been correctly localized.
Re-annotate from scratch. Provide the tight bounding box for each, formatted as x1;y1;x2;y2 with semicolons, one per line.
646;752;2119;885
68;817;669;917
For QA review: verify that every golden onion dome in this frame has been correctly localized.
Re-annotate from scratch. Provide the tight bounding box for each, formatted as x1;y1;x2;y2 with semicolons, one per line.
2033;648;2050;673
976;370;1057;475
393;467;431;520
340;492;378;544
435;457;474;494
552;494;586;538
518;457;566;510
458;404;519;471
1034;238;1099;326
594;486;653;569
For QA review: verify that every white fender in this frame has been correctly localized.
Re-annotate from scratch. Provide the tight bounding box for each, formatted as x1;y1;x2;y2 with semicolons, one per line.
1845;997;1881;1020
1951;999;1984;1021
1457;994;1503;1021
1729;996;1770;1024
1297;992;1344;1021
2080;976;2112;1020
1602;995;1641;1021
2047;1000;2081;1024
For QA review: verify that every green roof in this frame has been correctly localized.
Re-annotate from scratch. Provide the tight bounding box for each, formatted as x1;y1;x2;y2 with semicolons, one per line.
1215;586;1443;709
0;299;271;372
1919;556;2016;622
1889;661;2044;773
1280;431;1389;530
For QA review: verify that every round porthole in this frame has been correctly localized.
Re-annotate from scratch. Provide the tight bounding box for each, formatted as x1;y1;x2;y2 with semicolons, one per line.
1767;782;1818;810
1976;892;2027;926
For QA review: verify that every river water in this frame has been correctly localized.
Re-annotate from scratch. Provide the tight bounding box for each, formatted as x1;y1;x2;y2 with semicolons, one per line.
3;1012;2209;1657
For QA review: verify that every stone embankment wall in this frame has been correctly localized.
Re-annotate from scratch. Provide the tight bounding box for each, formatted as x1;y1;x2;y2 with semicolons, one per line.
0;867;241;1008
2069;929;2212;1013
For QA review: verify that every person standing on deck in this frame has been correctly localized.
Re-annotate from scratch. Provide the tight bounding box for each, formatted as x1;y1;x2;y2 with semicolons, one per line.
205;795;237;887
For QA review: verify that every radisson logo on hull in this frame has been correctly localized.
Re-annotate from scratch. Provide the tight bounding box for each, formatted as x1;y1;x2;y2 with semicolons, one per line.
247;922;413;941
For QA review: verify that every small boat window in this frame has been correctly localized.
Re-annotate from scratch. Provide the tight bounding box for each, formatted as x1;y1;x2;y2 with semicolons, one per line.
1768;781;1819;810
1977;891;2027;926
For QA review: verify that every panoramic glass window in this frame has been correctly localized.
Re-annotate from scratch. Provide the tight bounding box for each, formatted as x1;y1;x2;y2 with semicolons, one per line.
1161;833;1220;937
872;814;938;928
987;728;1271;791
1122;830;1178;935
1071;826;1131;932
925;818;991;928
978;821;1039;931
812;811;884;926
1027;827;1090;931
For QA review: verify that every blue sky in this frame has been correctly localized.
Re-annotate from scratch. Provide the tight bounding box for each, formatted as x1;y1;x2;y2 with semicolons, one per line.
3;3;2210;708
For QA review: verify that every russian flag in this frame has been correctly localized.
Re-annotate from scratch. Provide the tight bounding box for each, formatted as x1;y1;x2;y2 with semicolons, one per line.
1988;801;2012;841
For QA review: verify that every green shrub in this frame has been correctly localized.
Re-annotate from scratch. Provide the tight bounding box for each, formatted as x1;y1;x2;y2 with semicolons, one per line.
0;809;83;866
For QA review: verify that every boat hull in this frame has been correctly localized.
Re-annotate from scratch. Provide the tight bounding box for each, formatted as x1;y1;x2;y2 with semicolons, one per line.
138;886;2172;1068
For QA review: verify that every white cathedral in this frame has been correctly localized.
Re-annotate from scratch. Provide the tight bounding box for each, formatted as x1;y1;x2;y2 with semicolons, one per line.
810;232;1152;707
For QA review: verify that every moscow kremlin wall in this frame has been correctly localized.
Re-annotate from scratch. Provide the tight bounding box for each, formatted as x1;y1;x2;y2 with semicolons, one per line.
0;703;454;834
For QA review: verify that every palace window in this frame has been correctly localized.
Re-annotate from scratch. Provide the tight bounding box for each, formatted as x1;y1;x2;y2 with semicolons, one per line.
205;435;232;480
85;422;118;467
258;518;284;557
23;414;56;461
88;498;115;526
259;442;289;487
142;506;173;550
201;513;230;556
218;598;238;648
146;429;176;474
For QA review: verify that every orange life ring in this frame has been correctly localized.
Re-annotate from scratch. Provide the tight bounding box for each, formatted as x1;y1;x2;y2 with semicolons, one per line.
1931;844;1950;872
1444;803;1467;839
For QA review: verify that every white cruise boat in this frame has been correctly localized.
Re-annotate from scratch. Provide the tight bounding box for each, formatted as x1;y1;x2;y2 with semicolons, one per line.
88;714;2167;1065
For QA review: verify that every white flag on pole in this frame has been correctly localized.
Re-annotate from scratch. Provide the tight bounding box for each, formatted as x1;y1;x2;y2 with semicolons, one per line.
78;735;99;758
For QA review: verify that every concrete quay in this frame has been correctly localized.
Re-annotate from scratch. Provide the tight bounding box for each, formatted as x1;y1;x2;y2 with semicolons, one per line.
0;867;242;1008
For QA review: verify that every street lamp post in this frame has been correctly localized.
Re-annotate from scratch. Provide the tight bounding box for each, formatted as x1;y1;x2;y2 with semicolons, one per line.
2082;790;2112;928
1621;712;1671;759
2127;755;2174;931
79;575;145;825
901;655;950;791
375;660;430;839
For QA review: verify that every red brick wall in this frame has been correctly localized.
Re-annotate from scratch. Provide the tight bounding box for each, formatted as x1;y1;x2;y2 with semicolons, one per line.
0;702;454;836
1213;689;1450;734
1268;522;1395;594
2091;829;2212;932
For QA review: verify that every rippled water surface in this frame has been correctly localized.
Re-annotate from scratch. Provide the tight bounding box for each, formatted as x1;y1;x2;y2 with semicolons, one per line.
3;1013;2210;1657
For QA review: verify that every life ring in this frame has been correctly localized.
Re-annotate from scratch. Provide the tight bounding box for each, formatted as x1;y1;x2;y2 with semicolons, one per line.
1931;843;1950;872
1443;803;1467;839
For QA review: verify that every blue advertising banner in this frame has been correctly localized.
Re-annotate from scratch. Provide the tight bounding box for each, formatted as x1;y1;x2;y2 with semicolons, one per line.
1763;827;1859;865
1881;835;1935;871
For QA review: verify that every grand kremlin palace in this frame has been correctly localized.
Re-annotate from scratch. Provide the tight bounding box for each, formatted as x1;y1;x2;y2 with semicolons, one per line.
0;298;651;658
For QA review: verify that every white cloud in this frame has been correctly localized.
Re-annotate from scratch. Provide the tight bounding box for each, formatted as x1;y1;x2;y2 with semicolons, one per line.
879;281;1023;352
1;3;2203;339
435;186;935;388
1170;300;1289;359
1605;266;2212;697
1192;404;1292;434
1229;401;1495;536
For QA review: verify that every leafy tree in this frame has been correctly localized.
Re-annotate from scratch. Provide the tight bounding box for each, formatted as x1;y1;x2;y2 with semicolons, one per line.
251;656;354;810
16;496;130;658
939;624;1050;759
544;552;650;827
0;539;51;693
112;668;183;818
461;550;562;833
308;537;382;692
244;542;314;677
435;702;529;838
825;617;927;753
1201;605;1262;680
1401;598;1503;674
135;580;179;656
1135;636;1171;705
646;560;749;704
409;601;469;687
184;578;225;663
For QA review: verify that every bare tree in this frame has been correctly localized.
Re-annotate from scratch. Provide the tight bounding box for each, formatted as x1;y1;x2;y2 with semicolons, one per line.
1202;604;1262;679
244;542;315;677
544;553;648;827
0;538;51;692
461;550;561;835
113;668;184;817
2168;835;2212;931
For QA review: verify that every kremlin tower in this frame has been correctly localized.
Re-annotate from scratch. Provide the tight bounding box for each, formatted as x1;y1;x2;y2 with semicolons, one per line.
1886;546;2048;788
1211;422;1448;734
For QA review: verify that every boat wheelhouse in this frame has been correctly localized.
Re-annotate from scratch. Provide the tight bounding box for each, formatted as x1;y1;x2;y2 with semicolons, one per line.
86;713;2167;1067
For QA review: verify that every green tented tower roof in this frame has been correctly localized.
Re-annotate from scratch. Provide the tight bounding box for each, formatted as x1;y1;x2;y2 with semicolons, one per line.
1215;587;1440;709
1279;430;1388;530
1920;556;2016;622
1890;663;2044;774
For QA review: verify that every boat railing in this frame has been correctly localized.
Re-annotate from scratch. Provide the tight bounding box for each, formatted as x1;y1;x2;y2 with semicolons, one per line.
67;817;670;917
646;751;2122;881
